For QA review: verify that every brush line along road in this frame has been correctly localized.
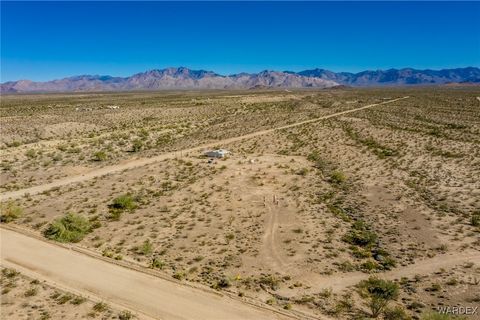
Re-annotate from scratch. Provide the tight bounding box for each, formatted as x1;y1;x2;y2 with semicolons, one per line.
0;96;409;201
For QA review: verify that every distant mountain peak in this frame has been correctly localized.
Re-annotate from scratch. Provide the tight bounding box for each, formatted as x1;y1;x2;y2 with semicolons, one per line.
1;66;478;93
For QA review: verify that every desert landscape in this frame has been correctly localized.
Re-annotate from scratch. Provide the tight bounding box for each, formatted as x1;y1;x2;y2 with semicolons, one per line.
1;87;479;320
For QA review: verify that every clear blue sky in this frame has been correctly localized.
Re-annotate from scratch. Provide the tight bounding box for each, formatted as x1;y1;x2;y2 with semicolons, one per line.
1;1;479;82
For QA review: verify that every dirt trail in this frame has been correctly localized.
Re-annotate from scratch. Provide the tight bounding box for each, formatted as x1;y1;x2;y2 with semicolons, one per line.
0;97;409;201
262;199;289;271
286;250;480;295
0;227;295;320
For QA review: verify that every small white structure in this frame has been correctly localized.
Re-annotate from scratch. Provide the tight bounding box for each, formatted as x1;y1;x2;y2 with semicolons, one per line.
106;105;120;110
204;149;230;158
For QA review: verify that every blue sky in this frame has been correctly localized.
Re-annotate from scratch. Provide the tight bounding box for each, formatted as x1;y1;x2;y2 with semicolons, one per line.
1;1;479;82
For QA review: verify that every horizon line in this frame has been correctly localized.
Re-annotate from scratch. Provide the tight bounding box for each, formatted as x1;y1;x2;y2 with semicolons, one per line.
2;65;479;83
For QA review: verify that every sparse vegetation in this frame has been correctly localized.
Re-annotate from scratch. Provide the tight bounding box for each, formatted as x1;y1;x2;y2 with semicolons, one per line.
118;310;134;320
358;277;400;318
2;88;479;319
43;213;92;243
92;301;109;313
93;151;107;161
471;211;480;227
420;313;465;320
343;220;378;248
0;202;23;223
110;194;137;211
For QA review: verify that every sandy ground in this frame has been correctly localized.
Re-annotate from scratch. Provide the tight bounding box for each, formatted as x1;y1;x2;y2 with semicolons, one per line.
0;96;408;201
289;250;480;294
2;90;478;319
0;227;295;320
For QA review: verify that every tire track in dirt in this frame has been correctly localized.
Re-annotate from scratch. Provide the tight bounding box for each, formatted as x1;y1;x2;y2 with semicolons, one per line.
262;198;290;271
1;96;409;201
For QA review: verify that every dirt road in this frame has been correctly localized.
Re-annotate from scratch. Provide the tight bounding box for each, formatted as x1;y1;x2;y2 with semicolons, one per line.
0;227;293;320
0;96;409;201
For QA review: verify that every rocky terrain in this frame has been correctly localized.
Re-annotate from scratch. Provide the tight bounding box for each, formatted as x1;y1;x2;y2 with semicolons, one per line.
2;67;479;93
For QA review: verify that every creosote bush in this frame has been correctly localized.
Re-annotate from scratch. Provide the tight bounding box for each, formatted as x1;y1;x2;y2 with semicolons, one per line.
358;277;399;318
343;220;378;248
329;171;347;185
131;139;143;152
471;211;480;227
384;306;411;320
139;239;153;256
420;312;466;320
151;257;165;269
108;194;138;220
93;151;107;161
110;194;137;211
119;310;134;320
43;212;92;243
92;302;109;313
0;202;23;223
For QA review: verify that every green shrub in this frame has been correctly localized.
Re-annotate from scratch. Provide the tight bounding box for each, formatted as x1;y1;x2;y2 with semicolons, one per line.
360;260;380;271
307;151;321;162
338;261;355;272
110;194;137;211
139;239;153;256
71;296;87;305
118;310;134;320
343;220;378;248
25;149;36;158
327;202;352;222
93;151;107;161
296;168;309;176
212;276;231;289
131;139;143;152
351;246;372;258
379;255;397;270
107;209;122;221
0;202;23;223
173;271;185;280
258;275;280;290
56;294;72;304
373;248;396;270
43;213;92;243
425;283;442;292
420;312;465;320
329;171;347;185
471;212;480;227
24;287;38;297
92;302;109;313
358;277;399;318
384;306;411;320
151;258;165;269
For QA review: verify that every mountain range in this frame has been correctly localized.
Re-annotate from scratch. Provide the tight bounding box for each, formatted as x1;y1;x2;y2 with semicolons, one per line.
2;67;479;93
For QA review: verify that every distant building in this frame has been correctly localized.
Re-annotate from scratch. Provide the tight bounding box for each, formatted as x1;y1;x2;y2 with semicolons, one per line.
204;149;230;158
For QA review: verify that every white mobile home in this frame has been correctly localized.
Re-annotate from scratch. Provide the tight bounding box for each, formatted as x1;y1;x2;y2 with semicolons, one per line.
204;149;230;158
